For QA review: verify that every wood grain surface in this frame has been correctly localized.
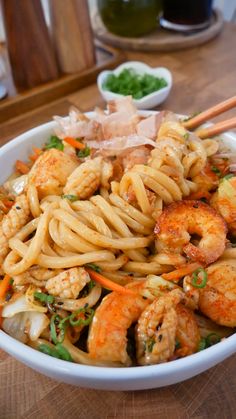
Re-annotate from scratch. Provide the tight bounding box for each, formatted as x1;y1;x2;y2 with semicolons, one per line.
0;21;236;419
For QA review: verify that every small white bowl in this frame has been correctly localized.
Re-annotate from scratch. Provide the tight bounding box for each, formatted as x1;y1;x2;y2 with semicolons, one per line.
97;61;172;109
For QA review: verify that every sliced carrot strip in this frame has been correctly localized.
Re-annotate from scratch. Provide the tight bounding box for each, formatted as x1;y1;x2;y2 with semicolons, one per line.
15;160;30;174
85;268;136;295
32;147;42;155
1;199;14;209
64;137;85;150
0;274;11;299
29;146;42;162
162;262;202;282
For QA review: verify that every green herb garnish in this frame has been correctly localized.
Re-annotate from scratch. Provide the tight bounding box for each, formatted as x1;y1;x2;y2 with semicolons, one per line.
175;339;181;350
222;174;234;181
146;337;155;353
191;268;208;289
9;278;14;286
197;333;221;352
45;135;64;151
55;343;73;361
69;306;94;327
102;68;168;100
34;291;54;305
39;343;73;361
39;343;60;358
76;146;91;158
198;338;207;351
205;333;221;347
211;166;221;177
50;314;66;344
61;194;78;202
85;263;102;273
88;280;96;291
183;133;189;140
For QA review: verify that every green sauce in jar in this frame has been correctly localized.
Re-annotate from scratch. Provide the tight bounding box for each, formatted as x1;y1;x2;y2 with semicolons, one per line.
97;0;162;37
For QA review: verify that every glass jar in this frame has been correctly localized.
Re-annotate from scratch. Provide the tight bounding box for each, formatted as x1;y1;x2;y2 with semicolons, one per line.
97;0;162;37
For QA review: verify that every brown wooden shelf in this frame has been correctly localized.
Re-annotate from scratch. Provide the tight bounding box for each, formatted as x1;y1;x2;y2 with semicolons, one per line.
0;41;125;123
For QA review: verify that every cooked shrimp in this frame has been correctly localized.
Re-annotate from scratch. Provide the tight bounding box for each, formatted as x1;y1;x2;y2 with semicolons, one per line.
175;304;200;357
87;280;150;366
136;289;183;365
211;176;236;235
155;200;227;265
192;162;219;194
198;259;236;327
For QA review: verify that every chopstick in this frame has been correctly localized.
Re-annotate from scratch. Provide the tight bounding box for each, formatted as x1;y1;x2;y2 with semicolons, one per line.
182;96;236;130
196;116;236;139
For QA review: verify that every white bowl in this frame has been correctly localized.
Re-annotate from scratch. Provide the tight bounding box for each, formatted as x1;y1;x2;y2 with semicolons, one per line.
0;112;235;390
97;61;172;109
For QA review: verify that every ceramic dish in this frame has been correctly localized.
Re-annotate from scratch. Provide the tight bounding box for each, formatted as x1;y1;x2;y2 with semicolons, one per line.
0;112;235;390
97;61;172;109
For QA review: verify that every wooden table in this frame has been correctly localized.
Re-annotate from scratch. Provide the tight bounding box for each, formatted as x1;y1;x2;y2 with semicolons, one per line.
0;22;236;419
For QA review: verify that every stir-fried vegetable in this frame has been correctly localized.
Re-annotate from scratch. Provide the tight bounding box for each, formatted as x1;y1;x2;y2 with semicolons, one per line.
64;136;85;150
39;343;73;361
162;263;202;282
191;268;208;288
85;268;136;295
15;160;30;174
45;135;64;151
0;274;12;300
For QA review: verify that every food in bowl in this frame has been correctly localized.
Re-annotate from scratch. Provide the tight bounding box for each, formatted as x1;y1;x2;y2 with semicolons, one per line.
0;96;235;370
97;61;172;109
102;68;168;100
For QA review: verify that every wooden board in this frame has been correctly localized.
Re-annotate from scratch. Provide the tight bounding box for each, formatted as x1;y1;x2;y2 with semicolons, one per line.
0;42;124;124
93;9;224;52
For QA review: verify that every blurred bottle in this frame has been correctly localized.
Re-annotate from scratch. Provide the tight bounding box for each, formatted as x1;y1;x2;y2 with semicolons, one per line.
1;0;59;90
49;0;96;74
161;0;213;32
98;0;162;37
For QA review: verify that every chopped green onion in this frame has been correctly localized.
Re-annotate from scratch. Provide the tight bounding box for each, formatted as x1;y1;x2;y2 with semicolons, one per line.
222;174;234;181
38;343;60;359
69;306;94;327
85;263;101;273
211;166;221;176
146;337;155;353
206;333;221;347
198;338;207;351
50;314;66;344
183;133;189;140
45;135;64;151
55;344;73;361
34;291;55;305
175;339;181;350
61;194;78;202
102;68;168;100
38;343;73;362
9;278;14;285
88;280;96;291
191;268;208;289
76;146;90;158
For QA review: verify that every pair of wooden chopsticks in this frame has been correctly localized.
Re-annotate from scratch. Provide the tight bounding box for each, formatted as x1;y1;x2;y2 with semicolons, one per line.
182;96;236;139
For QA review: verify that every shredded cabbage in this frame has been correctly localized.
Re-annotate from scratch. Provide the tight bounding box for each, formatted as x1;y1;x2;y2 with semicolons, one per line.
2;311;49;342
